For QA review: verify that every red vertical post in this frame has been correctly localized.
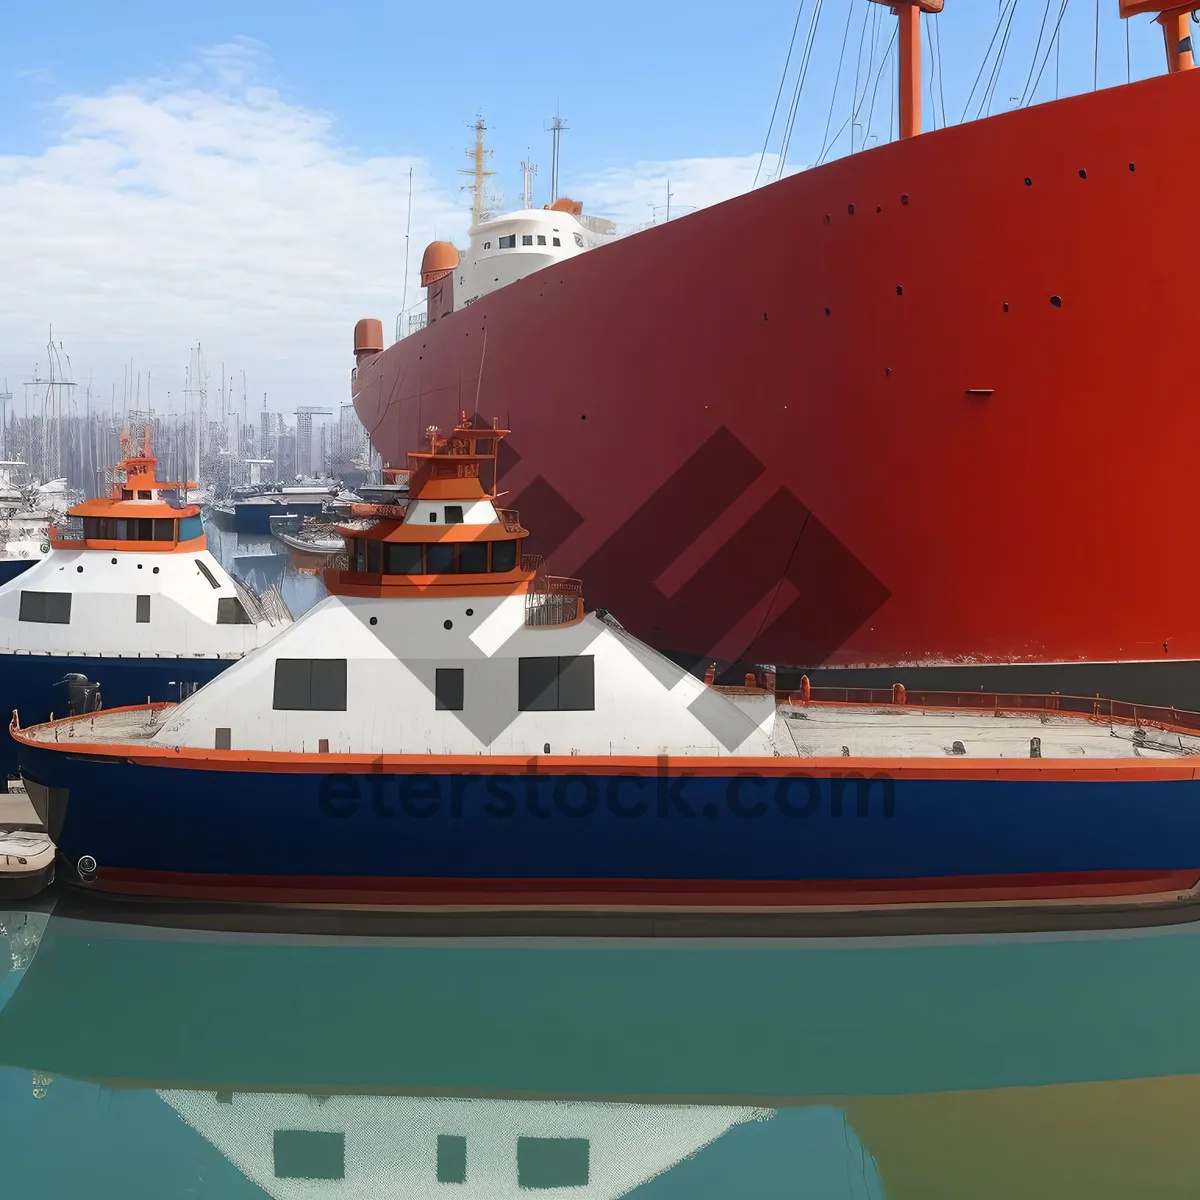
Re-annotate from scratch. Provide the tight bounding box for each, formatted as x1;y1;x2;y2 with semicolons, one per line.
1157;10;1196;74
898;3;922;139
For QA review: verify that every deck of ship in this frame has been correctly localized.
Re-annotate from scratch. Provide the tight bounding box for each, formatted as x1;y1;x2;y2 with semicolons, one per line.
17;700;1200;759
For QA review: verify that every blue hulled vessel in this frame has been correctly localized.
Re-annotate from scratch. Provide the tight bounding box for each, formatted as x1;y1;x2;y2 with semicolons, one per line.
0;430;291;790
13;418;1200;916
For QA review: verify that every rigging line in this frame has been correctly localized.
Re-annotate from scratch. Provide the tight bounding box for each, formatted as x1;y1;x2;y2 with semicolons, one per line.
934;12;948;129
923;13;935;130
819;0;858;163
851;4;884;153
1019;0;1056;106
961;0;1016;121
863;25;900;146
753;2;807;187
981;0;1021;117
1029;1;1071;103
778;0;825;170
849;0;872;125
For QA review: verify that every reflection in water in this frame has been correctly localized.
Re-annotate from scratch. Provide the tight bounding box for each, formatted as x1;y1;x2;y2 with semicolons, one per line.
204;513;327;619
3;910;1200;1196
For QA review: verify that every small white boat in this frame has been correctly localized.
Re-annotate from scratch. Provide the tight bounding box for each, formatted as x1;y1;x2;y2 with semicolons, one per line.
0;830;55;898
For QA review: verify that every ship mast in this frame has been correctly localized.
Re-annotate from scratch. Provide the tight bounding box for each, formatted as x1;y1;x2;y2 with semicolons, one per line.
1120;4;1196;73
868;1;943;139
459;111;496;227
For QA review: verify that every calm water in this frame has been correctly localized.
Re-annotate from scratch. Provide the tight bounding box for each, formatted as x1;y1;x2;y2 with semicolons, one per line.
3;902;1200;1197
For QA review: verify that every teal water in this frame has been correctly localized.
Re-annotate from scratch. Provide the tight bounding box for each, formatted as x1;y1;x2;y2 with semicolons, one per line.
3;905;1200;1197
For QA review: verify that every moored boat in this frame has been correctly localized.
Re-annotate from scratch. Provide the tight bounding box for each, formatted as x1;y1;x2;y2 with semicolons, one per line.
0;429;292;791
12;417;1200;920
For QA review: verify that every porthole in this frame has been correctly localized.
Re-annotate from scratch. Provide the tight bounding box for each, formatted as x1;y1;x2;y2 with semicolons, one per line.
465;608;474;616
369;616;378;626
444;619;453;630
76;565;83;573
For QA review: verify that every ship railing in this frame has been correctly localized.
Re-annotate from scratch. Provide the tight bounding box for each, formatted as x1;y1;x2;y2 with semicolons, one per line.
525;574;584;628
521;553;544;574
497;508;523;533
776;686;1200;736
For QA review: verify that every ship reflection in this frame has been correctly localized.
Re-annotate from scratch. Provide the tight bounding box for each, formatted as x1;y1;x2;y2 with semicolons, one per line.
2;908;1200;1197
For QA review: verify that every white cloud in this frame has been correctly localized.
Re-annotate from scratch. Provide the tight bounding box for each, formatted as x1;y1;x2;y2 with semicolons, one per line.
0;43;775;417
0;41;467;413
572;153;799;231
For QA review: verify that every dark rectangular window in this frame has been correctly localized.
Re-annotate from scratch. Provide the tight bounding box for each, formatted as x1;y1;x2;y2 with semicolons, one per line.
195;559;220;589
136;594;150;623
19;591;71;624
522;234;533;246
178;515;203;541
273;659;348;711
552;237;561;246
121;488;132;499
129;518;154;541
436;668;464;712
215;727;231;750
537;235;546;246
383;542;422;575
114;519;127;540
498;234;517;249
518;656;595;712
459;542;488;573
557;655;595;710
437;1134;467;1184
444;505;464;523
426;542;455;575
217;596;251;624
153;518;176;541
273;1130;345;1180
138;490;152;500
490;540;517;572
517;1137;589;1189
366;539;382;574
518;656;560;711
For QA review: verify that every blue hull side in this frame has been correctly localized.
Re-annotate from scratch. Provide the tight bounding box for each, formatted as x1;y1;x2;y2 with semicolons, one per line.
18;748;1200;890
0;559;38;585
2;657;230;782
232;501;323;534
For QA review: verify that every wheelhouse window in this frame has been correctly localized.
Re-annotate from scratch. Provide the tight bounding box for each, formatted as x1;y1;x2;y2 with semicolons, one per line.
522;234;533;246
444;505;463;523
552;237;561;246
498;234;517;249
272;659;348;711
366;539;382;573
19;591;71;624
153;518;176;541
537;235;546;245
138;490;152;499
459;542;488;573
178;515;203;541
383;542;422;575
426;543;455;574
490;539;517;572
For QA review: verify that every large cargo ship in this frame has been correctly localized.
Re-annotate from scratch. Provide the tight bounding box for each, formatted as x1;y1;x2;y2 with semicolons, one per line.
353;3;1200;705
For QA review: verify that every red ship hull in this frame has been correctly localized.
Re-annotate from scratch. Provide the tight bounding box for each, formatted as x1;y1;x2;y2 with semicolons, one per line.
354;71;1200;704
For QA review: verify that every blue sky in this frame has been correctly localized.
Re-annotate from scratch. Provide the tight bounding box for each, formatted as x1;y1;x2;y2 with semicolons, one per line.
0;1;1180;413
